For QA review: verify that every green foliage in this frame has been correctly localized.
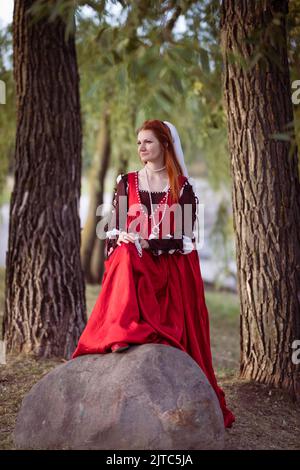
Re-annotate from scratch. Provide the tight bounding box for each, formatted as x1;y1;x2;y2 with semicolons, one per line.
0;1;237;194
0;25;15;204
3;0;300;182
75;1;231;191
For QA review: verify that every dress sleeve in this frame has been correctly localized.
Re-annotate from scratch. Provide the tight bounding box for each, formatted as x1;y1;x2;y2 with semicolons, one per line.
104;173;128;259
147;179;198;256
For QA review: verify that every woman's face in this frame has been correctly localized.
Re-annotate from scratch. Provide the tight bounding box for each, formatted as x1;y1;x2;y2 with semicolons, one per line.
137;130;163;163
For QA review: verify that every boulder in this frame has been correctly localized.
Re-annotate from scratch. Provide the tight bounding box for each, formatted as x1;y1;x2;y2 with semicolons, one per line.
14;344;225;450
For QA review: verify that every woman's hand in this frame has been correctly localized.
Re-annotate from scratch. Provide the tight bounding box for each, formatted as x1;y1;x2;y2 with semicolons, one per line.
117;232;150;249
117;231;136;246
140;239;150;249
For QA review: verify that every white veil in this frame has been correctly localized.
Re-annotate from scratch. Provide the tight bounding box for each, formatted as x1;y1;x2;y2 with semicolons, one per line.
163;121;199;247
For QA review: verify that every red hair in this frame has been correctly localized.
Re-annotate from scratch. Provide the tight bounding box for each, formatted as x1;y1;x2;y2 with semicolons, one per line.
136;120;184;203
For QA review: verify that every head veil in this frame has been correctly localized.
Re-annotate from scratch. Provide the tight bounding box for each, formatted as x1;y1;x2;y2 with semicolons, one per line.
162;121;199;247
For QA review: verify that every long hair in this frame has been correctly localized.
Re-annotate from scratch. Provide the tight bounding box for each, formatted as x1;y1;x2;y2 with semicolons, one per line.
136;120;183;203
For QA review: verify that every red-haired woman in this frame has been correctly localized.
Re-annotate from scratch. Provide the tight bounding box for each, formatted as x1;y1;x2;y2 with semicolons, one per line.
72;120;235;429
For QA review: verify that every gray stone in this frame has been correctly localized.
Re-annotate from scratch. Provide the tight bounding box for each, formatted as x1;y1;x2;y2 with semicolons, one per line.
14;344;225;450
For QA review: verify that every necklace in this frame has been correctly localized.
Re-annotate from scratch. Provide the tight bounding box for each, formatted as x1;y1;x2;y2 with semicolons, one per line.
145;164;166;172
144;166;170;237
135;172;170;222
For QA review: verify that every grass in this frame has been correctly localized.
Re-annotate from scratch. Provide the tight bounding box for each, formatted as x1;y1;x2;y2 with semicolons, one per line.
0;270;300;450
205;289;240;374
0;354;63;450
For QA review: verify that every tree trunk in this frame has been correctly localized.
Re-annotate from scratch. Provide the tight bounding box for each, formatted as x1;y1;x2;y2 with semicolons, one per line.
3;0;86;359
81;109;111;284
220;0;300;397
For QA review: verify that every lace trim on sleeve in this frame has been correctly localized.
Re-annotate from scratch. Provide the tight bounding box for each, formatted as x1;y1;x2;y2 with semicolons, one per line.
106;228;121;239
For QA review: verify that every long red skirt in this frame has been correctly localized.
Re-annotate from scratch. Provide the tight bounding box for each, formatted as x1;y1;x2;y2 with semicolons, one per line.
72;242;235;429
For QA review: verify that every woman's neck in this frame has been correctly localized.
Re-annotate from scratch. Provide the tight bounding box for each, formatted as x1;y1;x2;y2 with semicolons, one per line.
145;161;165;172
139;166;169;191
143;163;168;180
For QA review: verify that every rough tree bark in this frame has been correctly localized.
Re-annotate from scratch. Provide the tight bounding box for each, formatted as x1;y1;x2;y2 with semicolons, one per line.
3;0;87;359
220;0;300;397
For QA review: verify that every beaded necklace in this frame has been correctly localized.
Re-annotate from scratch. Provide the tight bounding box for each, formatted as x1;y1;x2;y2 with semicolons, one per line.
135;170;170;238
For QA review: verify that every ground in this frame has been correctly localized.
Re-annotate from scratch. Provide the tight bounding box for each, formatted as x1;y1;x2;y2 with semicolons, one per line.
0;272;299;450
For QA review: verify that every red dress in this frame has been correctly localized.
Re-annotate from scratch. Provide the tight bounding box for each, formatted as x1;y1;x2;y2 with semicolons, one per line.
72;171;235;429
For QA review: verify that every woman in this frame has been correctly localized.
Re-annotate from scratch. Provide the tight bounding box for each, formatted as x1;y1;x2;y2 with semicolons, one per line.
72;120;235;429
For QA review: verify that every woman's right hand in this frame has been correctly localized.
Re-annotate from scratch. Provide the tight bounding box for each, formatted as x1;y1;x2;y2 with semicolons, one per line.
117;231;136;246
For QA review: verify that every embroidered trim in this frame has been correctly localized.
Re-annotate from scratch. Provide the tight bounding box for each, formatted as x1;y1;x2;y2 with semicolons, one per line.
136;170;169;193
135;171;170;220
139;189;166;193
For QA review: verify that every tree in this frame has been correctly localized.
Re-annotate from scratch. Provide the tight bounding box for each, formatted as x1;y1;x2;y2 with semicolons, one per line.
220;0;300;397
3;0;86;359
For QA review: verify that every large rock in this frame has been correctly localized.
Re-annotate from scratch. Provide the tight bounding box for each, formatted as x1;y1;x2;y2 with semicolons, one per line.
14;344;225;450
